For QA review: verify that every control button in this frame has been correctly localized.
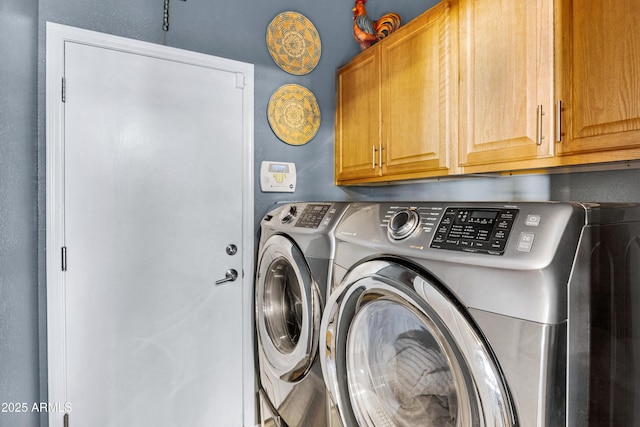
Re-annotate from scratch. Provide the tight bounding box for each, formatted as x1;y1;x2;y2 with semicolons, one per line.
437;225;449;234
473;241;489;250
273;172;286;183
500;211;516;220
517;232;535;252
497;220;512;229
525;214;541;226
490;239;505;250
476;230;490;241
281;205;297;223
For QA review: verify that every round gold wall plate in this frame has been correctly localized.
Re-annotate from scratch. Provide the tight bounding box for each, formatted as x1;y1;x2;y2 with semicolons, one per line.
266;11;321;75
267;84;320;145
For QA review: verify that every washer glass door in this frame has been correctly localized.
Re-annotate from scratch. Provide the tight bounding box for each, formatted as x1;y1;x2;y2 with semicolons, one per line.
256;235;321;382
263;256;304;354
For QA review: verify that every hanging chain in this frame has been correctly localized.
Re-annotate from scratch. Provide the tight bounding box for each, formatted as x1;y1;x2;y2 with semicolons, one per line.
163;0;186;33
163;0;170;32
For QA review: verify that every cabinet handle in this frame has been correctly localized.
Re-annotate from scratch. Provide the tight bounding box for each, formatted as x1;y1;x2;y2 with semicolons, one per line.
379;142;383;170
372;145;377;169
536;105;545;145
556;100;562;143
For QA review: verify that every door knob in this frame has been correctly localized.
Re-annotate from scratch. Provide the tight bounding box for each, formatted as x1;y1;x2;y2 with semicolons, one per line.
215;269;238;285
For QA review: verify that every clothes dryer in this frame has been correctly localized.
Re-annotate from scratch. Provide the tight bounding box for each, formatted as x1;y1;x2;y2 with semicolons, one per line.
255;202;349;427
320;201;640;427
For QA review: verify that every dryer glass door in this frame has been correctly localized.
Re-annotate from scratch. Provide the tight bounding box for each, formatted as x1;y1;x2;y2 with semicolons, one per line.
347;299;457;426
321;260;516;427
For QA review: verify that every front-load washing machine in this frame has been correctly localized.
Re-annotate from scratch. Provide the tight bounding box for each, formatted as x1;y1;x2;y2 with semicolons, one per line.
255;202;349;427
320;201;640;426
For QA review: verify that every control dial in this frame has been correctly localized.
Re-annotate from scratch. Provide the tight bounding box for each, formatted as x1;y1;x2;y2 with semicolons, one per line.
388;209;420;240
281;205;297;224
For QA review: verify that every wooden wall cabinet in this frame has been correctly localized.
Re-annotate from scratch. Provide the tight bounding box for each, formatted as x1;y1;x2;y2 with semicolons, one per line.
461;0;640;171
335;1;457;185
556;0;640;162
335;0;640;185
335;45;382;183
380;1;458;180
458;0;555;173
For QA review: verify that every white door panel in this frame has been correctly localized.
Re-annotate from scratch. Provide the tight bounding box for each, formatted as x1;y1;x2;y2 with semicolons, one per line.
46;23;254;427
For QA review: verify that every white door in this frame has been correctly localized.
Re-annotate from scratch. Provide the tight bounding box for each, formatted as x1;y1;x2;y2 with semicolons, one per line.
45;23;254;426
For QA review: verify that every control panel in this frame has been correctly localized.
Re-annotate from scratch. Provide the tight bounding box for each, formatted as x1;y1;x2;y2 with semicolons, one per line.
270;203;337;229
430;208;518;255
335;202;580;263
295;204;332;228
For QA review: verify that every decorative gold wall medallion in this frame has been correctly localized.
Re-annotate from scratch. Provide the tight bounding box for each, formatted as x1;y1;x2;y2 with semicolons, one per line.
266;11;321;75
267;84;320;145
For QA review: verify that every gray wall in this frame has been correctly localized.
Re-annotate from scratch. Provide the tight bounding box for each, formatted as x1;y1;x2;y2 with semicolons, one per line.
2;0;640;425
1;1;41;426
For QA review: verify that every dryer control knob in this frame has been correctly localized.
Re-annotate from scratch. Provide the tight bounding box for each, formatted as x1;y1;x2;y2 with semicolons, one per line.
281;205;297;224
388;209;420;240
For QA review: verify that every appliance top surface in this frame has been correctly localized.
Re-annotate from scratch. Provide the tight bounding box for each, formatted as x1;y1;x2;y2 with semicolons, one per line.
582;201;640;224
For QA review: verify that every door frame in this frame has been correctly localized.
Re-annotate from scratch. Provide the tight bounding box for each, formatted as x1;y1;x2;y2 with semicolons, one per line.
45;22;254;425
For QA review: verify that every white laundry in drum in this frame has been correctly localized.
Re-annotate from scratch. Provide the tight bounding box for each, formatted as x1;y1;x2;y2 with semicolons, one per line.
388;333;457;426
346;299;458;427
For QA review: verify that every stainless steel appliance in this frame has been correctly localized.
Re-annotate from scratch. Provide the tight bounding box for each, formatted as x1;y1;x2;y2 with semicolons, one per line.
255;202;349;427
320;202;640;426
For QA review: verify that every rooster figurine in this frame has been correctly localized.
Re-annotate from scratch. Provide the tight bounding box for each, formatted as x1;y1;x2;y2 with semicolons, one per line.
353;0;401;51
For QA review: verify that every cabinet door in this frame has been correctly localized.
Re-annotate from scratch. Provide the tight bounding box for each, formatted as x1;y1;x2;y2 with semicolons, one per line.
458;0;554;169
335;46;382;183
557;0;640;156
381;0;457;178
